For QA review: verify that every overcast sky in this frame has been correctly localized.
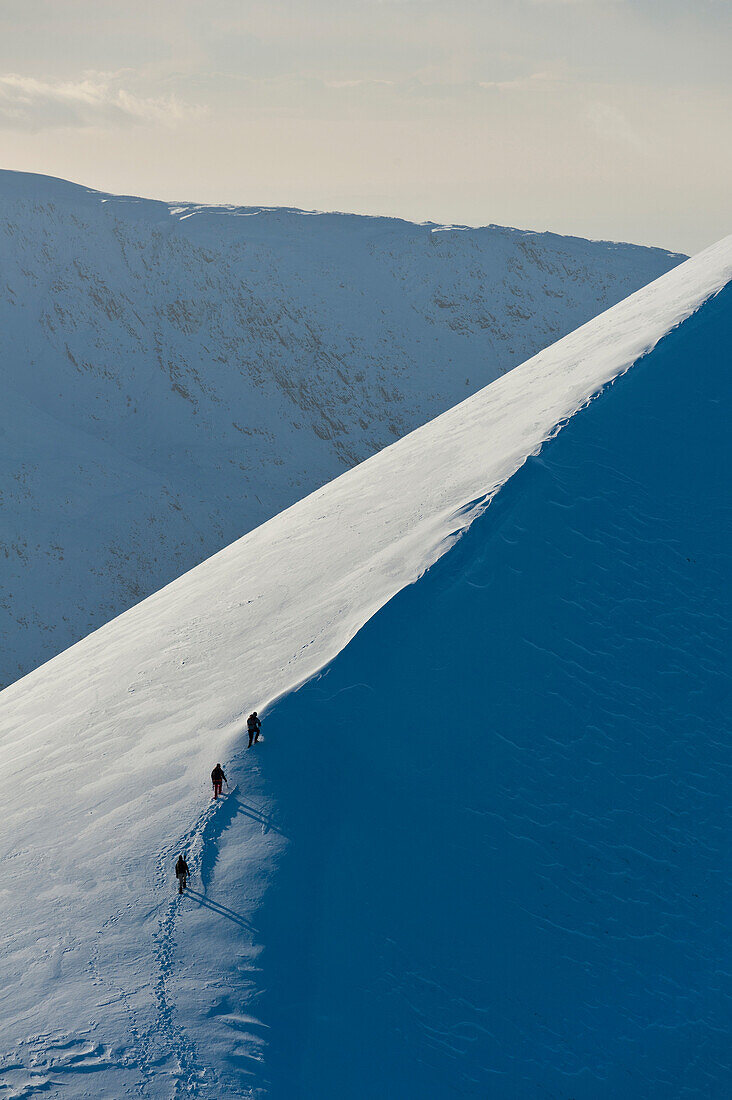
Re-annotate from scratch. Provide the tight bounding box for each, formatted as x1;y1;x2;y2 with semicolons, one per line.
0;0;729;253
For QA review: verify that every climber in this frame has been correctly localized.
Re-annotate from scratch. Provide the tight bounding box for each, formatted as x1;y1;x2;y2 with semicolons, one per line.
247;711;261;747
175;854;190;894
211;762;227;800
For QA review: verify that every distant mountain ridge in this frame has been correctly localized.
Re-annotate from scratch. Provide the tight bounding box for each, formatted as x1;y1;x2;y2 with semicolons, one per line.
0;170;685;685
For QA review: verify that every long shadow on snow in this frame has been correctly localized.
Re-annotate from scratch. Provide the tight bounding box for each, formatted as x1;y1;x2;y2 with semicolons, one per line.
184;889;256;933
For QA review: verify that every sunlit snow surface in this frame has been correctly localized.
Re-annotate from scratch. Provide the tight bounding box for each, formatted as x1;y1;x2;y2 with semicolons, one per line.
0;239;729;1097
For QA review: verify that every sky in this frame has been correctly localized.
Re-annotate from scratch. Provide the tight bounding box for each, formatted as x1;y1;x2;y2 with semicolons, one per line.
0;0;729;254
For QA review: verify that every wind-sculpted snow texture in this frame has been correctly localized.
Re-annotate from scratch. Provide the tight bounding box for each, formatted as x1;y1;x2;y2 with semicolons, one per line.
0;169;684;687
0;239;728;1098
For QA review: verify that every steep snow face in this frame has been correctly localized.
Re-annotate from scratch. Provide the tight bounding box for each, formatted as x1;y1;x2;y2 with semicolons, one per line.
0;170;685;687
0;238;728;1098
245;284;731;1098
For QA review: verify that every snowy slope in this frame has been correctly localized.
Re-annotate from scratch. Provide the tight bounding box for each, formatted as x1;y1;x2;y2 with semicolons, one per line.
249;283;731;1098
0;170;685;687
0;237;729;1098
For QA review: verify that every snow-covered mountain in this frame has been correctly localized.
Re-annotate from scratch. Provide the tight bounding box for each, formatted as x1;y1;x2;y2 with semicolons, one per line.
0;235;728;1098
0;170;685;687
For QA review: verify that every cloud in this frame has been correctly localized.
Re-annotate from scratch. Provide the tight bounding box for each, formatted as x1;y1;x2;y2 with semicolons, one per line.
584;101;644;148
311;71;561;98
323;78;396;89
479;71;558;92
0;71;204;131
529;0;625;5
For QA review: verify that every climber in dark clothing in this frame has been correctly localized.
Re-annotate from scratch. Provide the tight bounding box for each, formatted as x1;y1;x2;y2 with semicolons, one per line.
175;855;189;894
247;711;261;747
211;763;227;800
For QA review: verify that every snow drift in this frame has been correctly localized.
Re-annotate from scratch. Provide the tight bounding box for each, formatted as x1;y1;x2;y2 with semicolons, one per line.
0;235;729;1098
0;169;685;686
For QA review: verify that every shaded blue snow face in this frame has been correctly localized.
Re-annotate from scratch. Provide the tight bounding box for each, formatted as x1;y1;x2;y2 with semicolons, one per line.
257;286;731;1099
